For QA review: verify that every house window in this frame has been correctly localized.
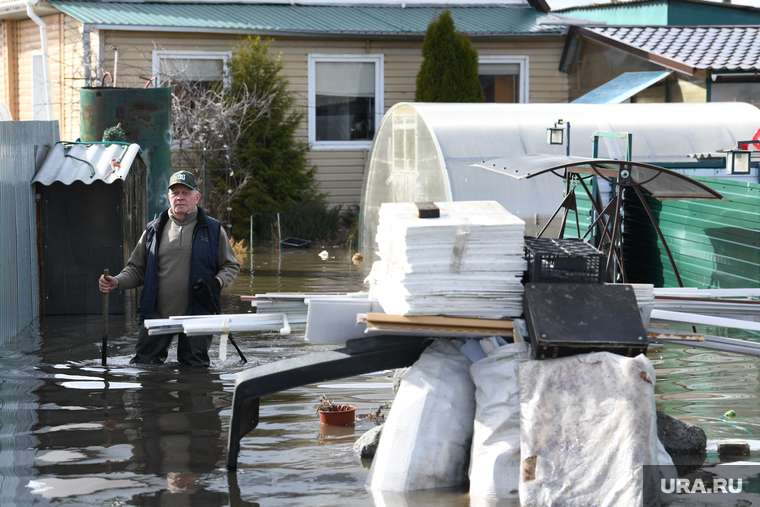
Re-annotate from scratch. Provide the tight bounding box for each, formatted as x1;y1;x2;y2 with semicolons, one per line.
31;52;49;121
152;50;231;88
478;56;529;103
308;54;384;149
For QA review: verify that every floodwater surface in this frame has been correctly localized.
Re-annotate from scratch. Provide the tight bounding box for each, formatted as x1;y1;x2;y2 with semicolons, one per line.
1;245;759;506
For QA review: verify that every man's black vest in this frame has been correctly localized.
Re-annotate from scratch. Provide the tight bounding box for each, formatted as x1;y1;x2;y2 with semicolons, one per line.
139;207;221;320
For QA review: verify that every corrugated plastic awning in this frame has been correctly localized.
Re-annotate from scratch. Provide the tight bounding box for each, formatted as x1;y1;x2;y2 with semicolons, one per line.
572;71;672;104
49;2;564;36
32;143;141;186
471;154;724;200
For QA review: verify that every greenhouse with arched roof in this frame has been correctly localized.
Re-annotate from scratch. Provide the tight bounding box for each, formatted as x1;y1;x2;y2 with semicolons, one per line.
359;102;760;260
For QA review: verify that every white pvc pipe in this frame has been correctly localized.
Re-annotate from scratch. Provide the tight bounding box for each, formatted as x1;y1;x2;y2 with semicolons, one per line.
111;46;119;87
146;313;285;335
650;309;760;332
279;314;291;335
660;339;760;357
181;314;288;336
654;288;760;298
24;0;52;120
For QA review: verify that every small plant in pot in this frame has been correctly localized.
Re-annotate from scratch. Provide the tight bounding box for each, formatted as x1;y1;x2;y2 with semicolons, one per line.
317;394;356;426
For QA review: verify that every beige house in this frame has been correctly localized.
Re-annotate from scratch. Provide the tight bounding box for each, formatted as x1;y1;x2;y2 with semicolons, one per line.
0;0;578;207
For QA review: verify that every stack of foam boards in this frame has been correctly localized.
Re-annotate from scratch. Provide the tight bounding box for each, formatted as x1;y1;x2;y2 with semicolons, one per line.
366;201;526;319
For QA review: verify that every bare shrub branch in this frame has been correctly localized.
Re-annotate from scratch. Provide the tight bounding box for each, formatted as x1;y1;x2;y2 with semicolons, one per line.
162;61;276;224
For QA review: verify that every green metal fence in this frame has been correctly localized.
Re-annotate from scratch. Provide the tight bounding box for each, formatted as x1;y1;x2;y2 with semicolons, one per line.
561;178;596;241
623;177;760;289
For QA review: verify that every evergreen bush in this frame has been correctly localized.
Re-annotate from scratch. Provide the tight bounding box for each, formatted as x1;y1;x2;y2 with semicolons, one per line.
415;11;484;103
223;36;322;240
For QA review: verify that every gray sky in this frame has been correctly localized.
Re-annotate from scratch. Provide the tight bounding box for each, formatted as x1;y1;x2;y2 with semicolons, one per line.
547;0;760;11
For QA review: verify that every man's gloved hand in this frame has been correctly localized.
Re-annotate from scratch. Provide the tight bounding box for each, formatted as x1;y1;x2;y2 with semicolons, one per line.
193;277;222;314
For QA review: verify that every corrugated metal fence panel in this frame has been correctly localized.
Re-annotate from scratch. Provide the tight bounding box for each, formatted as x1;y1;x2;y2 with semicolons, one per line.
0;121;59;343
624;176;760;289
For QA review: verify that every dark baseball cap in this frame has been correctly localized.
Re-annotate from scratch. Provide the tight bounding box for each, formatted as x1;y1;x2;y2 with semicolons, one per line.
168;171;199;191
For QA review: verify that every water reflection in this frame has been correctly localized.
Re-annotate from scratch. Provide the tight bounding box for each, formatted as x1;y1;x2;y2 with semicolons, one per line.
4;245;760;506
0;326;43;506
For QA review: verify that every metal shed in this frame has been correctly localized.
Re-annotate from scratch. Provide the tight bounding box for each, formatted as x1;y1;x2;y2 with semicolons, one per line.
33;142;147;316
359;102;760;259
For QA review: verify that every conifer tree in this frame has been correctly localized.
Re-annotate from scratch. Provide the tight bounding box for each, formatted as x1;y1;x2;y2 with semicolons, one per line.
415;11;484;103
227;37;321;239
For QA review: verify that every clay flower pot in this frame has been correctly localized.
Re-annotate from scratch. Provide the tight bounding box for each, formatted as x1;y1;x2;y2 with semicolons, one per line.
318;406;356;426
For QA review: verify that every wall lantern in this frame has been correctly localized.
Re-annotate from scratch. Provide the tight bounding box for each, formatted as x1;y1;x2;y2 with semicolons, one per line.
546;119;570;156
726;140;759;175
547;126;564;145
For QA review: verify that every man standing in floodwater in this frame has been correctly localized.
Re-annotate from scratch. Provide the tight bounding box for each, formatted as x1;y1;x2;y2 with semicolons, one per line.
98;170;240;367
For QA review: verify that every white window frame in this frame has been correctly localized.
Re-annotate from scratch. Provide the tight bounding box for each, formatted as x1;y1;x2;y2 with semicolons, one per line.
308;53;384;150
152;50;232;88
478;55;529;104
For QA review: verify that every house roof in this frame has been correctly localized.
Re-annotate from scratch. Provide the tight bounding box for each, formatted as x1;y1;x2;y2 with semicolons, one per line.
49;2;564;36
556;0;760;26
577;25;760;74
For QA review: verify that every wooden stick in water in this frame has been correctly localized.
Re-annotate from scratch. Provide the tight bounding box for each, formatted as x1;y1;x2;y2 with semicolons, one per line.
102;269;109;367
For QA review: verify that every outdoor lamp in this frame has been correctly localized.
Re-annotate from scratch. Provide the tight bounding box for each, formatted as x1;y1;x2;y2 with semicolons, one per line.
726;149;751;175
547;119;571;156
547;126;564;145
726;140;759;175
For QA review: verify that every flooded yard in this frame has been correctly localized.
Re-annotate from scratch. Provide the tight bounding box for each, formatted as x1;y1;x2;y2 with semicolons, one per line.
2;245;759;506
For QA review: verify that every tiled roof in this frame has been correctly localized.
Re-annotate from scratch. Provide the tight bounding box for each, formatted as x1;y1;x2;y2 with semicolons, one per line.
583;26;760;72
50;2;564;36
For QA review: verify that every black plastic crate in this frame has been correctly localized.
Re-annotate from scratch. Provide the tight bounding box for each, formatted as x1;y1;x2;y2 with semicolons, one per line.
524;237;604;284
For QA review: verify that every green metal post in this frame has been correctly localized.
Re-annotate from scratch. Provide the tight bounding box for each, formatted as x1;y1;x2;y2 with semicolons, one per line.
590;134;599;245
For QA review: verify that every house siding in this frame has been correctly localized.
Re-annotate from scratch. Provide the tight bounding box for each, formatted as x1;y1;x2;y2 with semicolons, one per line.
15;15;64;123
62;14;83;141
28;19;568;206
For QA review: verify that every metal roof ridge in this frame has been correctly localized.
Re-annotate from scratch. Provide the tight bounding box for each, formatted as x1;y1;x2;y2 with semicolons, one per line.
71;23;561;37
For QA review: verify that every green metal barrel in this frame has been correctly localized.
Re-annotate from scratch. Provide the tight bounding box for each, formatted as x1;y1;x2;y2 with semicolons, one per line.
80;87;172;219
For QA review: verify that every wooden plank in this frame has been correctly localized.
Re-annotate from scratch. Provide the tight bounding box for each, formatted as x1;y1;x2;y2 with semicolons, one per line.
365;312;513;330
366;321;513;335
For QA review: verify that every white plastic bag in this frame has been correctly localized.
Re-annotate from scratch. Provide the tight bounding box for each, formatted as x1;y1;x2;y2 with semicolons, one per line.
655;438;678;505
468;341;531;502
365;339;475;491
517;352;659;507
